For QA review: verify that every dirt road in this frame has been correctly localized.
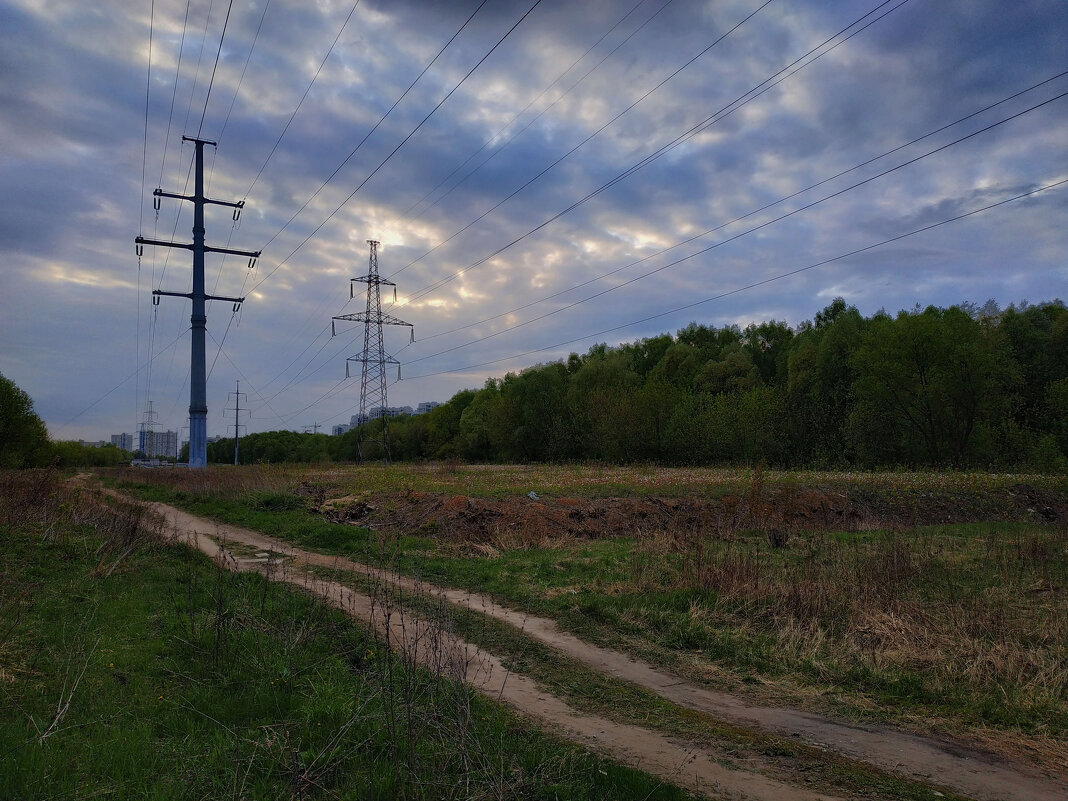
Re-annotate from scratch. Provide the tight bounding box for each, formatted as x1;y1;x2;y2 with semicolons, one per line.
150;500;1066;801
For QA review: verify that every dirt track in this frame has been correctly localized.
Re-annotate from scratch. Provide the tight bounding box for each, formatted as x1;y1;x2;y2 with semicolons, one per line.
151;499;1067;801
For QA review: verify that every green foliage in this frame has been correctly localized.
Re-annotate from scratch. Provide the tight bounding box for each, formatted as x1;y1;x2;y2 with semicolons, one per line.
51;441;130;468
0;373;50;468
230;300;1067;470
1;472;694;800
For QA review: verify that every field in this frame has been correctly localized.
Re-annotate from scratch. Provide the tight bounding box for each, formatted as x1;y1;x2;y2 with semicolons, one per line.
0;469;695;800
5;463;1067;800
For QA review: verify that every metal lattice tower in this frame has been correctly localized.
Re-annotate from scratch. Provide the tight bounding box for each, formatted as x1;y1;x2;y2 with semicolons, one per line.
332;240;413;461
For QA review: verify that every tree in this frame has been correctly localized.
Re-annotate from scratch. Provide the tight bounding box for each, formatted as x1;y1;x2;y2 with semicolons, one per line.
850;306;1013;466
0;373;50;468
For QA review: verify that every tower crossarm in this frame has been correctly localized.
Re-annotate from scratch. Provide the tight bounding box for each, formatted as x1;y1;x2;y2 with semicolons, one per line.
333;312;412;327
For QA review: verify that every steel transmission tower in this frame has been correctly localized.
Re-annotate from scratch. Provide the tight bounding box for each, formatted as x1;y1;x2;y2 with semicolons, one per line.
332;240;413;461
136;136;261;469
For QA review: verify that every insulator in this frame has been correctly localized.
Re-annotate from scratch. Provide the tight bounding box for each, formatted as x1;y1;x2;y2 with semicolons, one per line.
345;362;350;379
232;302;241;313
152;294;160;306
247;257;256;270
393;286;397;303
233;207;241;222
350;283;354;299
397;365;402;381
136;243;143;257
410;328;415;344
331;320;336;337
153;195;161;211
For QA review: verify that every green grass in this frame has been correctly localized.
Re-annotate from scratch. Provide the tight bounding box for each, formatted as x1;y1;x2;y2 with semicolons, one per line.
116;475;1068;744
0;472;697;800
101;461;1068;501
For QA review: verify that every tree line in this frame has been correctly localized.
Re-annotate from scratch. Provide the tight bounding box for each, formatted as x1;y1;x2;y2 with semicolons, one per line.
204;298;1066;472
0;373;130;468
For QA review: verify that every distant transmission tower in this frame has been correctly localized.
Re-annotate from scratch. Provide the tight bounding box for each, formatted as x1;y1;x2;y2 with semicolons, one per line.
226;381;246;466
136;136;261;469
138;399;161;457
332;240;413;461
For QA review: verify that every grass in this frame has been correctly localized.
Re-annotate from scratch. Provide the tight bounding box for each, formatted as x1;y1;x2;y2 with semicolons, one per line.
0;469;697;800
110;465;1068;752
99;460;1068;501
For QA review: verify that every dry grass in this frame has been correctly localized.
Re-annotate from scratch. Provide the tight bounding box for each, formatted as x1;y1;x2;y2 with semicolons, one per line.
628;516;1068;735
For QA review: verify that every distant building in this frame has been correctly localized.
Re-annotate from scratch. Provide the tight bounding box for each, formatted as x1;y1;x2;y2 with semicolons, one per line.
111;433;136;451
332;423;353;436
140;429;179;459
344;402;439;429
78;440;107;449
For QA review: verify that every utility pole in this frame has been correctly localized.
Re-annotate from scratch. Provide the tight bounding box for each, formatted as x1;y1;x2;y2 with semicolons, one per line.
332;240;413;462
226;380;246;466
136;136;261;469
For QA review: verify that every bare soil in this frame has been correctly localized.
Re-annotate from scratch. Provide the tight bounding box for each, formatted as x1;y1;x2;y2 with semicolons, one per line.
145;497;1067;801
320;483;1068;544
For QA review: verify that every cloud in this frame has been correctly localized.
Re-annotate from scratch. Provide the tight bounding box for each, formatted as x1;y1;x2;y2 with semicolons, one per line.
1;0;1065;440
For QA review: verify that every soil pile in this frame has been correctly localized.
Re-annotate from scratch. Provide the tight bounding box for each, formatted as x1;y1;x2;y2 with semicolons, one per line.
319;483;1067;544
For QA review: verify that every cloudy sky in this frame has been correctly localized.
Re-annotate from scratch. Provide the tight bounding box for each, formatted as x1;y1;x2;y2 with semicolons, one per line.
1;0;1065;442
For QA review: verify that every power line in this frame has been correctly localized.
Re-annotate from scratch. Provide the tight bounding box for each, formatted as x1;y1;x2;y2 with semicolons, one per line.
402;0;667;222
196;0;234;138
399;0;908;307
179;0;216;160
216;0;272;144
136;0;156;441
244;0;362;199
247;0;545;296
157;0;192;190
256;0;490;254
246;0;904;411
390;0;778;282
404;70;1068;349
400;178;1067;382
241;0;548;412
204;329;288;428
58;327;191;433
139;0;155;238
401;84;1068;365
245;0;897;414
251;0;626;401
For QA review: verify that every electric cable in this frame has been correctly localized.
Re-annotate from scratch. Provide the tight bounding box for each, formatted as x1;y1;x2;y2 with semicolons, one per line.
403;0;667;221
248;0;909;410
391;0;778;282
400;178;1067;382
243;0;362;200
247;0;909;403
403;70;1068;348
196;0;234;138
256;0;491;254
250;0;647;399
216;0;271;144
401;89;1068;365
399;0;908;306
246;0;545;296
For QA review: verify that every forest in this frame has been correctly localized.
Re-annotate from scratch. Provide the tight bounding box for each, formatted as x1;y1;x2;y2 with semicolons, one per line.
204;298;1067;471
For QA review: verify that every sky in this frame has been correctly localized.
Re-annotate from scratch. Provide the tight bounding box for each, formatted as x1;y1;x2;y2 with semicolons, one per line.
1;0;1065;442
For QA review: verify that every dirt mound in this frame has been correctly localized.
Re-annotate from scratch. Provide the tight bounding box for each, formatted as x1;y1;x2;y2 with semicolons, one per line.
321;483;1067;545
